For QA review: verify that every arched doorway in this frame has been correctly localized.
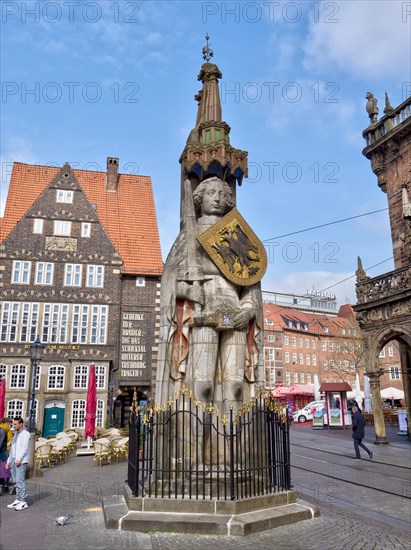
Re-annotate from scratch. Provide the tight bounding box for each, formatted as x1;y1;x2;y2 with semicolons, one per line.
113;387;149;428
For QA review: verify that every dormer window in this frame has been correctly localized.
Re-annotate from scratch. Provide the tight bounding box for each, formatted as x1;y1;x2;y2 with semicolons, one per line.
56;190;73;203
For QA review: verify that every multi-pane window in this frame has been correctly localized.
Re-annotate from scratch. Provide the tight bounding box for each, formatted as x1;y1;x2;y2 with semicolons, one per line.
65;264;82;286
305;339;310;349
307;373;312;384
328;342;334;351
321;341;326;351
292;353;297;363
12;261;31;284
1;301;107;345
95;366;106;389
56;190;73;203
90;305;108;344
312;355;317;366
379;347;386;358
390;366;400;380
300;372;305;383
42;304;69;343
267;334;274;343
0;364;7;381
306;355;310;365
388;345;394;357
33;218;44;234
53;220;71;236
86;265;104;288
10;364;26;389
71;399;86;428
299;353;304;365
81;223;91;237
34;365;41;390
269;368;275;383
1;302;20;342
48;365;65;390
20;303;39;343
265;348;275;367
96;399;104;427
284;336;289;346
343;360;349;369
35;262;54;285
298;338;303;348
285;352;290;363
322;360;327;368
293;372;298;383
74;365;88;389
336;342;341;352
312;340;315;349
292;337;296;347
285;371;291;385
7;399;24;419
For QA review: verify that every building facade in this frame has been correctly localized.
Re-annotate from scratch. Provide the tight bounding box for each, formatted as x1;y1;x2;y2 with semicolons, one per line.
0;159;162;434
263;302;402;395
354;94;411;442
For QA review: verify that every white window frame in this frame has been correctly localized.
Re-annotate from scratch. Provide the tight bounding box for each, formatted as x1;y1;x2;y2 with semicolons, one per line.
390;366;400;380
311;340;315;350
267;334;274;343
48;365;65;390
96;399;104;427
298;338;303;348
81;223;91;238
136;276;145;287
95;365;106;389
307;373;312;384
312;355;317;366
292;337;296;347
86;265;105;288
33;218;44;234
293;372;298;383
285;352;290;363
285;371;291;385
388;345;394;357
321;341;326;351
56;190;73;203
35;262;54;285
306;354;310;365
53;220;71;236
292;353;297;364
10;364;27;389
299;353;304;365
284;335;289;346
1;302;20;342
7;399;24;420
379;348;386;358
300;372;305;383
64;264;82;287
74;365;88;389
305;339;310;349
0;364;7;383
12;260;31;284
71;399;86;428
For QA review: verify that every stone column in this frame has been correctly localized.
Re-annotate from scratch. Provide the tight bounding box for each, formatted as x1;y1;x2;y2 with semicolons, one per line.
368;371;389;444
399;342;411;442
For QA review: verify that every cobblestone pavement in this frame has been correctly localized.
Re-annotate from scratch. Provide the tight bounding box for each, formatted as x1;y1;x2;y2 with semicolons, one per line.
1;425;410;550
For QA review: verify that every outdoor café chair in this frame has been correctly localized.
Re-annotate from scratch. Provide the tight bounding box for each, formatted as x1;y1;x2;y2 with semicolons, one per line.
93;441;112;466
35;443;53;469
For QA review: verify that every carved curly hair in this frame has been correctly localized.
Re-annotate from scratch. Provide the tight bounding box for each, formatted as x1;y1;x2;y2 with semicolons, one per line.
192;177;235;214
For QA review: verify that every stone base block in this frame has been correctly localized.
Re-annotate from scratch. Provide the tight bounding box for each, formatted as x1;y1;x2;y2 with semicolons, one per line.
102;486;319;536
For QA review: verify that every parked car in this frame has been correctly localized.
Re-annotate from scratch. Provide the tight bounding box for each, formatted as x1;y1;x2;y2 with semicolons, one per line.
293;400;325;423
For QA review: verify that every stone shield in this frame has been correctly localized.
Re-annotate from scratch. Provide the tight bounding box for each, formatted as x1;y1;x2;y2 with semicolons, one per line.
197;208;267;286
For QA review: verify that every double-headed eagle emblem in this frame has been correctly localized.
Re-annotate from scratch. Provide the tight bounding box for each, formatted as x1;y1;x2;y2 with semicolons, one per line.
197;209;267;286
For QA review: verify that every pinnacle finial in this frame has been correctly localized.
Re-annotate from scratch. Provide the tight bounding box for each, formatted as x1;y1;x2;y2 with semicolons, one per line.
384;91;394;114
202;33;214;62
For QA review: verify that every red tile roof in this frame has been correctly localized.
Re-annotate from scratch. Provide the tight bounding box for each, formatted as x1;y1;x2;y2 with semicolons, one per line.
0;163;163;275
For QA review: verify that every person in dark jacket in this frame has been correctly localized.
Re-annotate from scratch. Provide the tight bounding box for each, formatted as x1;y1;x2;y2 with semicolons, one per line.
352;406;373;460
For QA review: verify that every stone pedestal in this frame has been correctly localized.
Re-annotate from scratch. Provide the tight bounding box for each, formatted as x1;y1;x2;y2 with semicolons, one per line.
102;485;319;536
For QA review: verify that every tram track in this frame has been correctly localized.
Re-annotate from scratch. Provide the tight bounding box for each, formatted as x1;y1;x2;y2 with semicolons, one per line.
290;440;411;472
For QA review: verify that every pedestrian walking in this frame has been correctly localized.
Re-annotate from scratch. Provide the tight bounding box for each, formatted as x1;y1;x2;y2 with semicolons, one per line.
6;416;31;510
352;406;373;461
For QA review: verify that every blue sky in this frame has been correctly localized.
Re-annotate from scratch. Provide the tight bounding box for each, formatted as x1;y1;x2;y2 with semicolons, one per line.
1;0;410;305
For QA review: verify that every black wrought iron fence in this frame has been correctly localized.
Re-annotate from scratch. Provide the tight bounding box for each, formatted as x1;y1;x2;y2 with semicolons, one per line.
128;388;290;500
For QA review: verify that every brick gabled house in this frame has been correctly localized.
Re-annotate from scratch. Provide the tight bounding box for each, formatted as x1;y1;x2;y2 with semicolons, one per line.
0;159;162;434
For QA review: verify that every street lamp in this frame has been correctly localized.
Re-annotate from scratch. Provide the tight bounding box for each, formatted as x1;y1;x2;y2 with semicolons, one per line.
28;338;45;433
108;379;116;427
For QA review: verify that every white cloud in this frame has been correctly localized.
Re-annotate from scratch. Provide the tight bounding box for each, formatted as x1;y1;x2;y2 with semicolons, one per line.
304;1;410;80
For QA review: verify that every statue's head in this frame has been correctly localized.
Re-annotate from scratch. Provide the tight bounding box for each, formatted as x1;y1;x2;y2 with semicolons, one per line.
193;177;235;217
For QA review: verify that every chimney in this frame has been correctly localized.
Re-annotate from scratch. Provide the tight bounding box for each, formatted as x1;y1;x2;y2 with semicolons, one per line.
106;157;119;191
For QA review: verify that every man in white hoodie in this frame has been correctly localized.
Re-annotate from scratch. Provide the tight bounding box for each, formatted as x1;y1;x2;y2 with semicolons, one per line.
6;417;31;510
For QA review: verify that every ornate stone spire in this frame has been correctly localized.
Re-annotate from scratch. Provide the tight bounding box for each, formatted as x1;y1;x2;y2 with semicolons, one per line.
356;256;368;282
180;36;248;213
383;91;394;114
